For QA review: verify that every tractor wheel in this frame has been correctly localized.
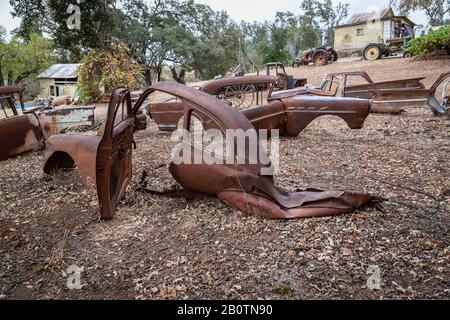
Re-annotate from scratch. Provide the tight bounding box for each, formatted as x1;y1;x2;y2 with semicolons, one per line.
312;49;329;66
403;52;412;58
331;49;338;62
364;44;382;61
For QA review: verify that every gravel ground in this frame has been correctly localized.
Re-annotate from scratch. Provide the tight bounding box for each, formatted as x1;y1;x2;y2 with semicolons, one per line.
0;58;449;300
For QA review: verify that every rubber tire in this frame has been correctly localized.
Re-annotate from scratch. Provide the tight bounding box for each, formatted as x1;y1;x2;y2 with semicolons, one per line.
403;52;412;58
312;49;329;66
364;44;382;61
331;49;338;62
292;62;300;68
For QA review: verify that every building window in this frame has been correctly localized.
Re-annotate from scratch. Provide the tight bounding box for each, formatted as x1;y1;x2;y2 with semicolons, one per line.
356;28;364;36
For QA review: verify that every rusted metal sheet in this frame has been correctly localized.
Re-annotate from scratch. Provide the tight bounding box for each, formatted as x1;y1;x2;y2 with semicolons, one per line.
0;86;25;116
147;100;184;132
0;105;96;161
318;71;450;115
38;106;95;137
147;91;370;137
44;89;147;219
281;95;370;136
0;114;44;161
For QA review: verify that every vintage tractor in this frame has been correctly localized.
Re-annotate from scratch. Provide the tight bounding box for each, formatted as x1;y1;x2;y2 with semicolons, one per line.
363;37;413;60
292;47;338;67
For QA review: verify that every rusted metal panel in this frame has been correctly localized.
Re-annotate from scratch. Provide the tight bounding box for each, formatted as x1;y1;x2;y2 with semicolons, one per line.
0;105;96;162
147;89;370;137
147;100;184;131
282;95;370;136
0;86;25;116
0;114;44;161
241;101;287;135
38;106;95;137
44;89;146;219
370;89;430;113
316;71;450;115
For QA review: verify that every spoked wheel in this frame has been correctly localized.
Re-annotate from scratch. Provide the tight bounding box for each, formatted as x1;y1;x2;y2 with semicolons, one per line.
222;84;255;109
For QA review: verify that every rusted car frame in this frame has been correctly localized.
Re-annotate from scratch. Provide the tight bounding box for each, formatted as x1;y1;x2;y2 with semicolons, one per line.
44;84;374;220
0;86;25;117
147;89;371;136
0;86;96;161
312;71;450;115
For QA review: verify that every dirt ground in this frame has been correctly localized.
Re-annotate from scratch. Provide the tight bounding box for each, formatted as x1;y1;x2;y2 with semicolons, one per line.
0;57;449;300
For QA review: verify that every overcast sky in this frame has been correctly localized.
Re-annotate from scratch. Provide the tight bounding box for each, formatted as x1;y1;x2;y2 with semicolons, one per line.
0;0;429;37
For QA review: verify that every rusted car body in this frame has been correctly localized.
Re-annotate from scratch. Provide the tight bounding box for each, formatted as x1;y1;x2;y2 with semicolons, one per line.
44;83;374;220
312;71;450;115
0;86;25;116
147;90;370;136
0;86;96;161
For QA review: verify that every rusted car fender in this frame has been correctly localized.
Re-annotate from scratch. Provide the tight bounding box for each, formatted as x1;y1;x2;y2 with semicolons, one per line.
0;114;44;161
427;72;450;116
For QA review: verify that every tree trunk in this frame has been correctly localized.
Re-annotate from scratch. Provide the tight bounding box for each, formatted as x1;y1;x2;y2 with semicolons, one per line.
157;65;162;83
143;67;152;86
0;65;4;87
7;72;13;86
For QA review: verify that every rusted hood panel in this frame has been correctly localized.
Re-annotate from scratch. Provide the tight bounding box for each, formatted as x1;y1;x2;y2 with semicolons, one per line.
268;87;335;100
282;94;369;111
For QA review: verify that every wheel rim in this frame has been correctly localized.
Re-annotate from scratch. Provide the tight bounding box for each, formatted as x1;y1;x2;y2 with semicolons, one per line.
365;47;380;60
223;85;255;109
315;53;325;65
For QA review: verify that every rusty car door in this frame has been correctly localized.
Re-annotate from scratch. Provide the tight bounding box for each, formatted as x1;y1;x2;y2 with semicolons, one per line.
96;89;136;219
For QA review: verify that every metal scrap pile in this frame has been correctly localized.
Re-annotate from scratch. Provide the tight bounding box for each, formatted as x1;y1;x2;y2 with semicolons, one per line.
1;69;449;221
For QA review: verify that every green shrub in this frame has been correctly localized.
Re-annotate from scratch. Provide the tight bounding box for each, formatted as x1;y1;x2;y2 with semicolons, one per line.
77;42;142;104
406;26;450;57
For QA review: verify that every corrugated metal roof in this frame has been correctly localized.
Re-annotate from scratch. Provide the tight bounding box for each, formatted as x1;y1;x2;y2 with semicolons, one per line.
345;8;392;25
37;64;80;79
